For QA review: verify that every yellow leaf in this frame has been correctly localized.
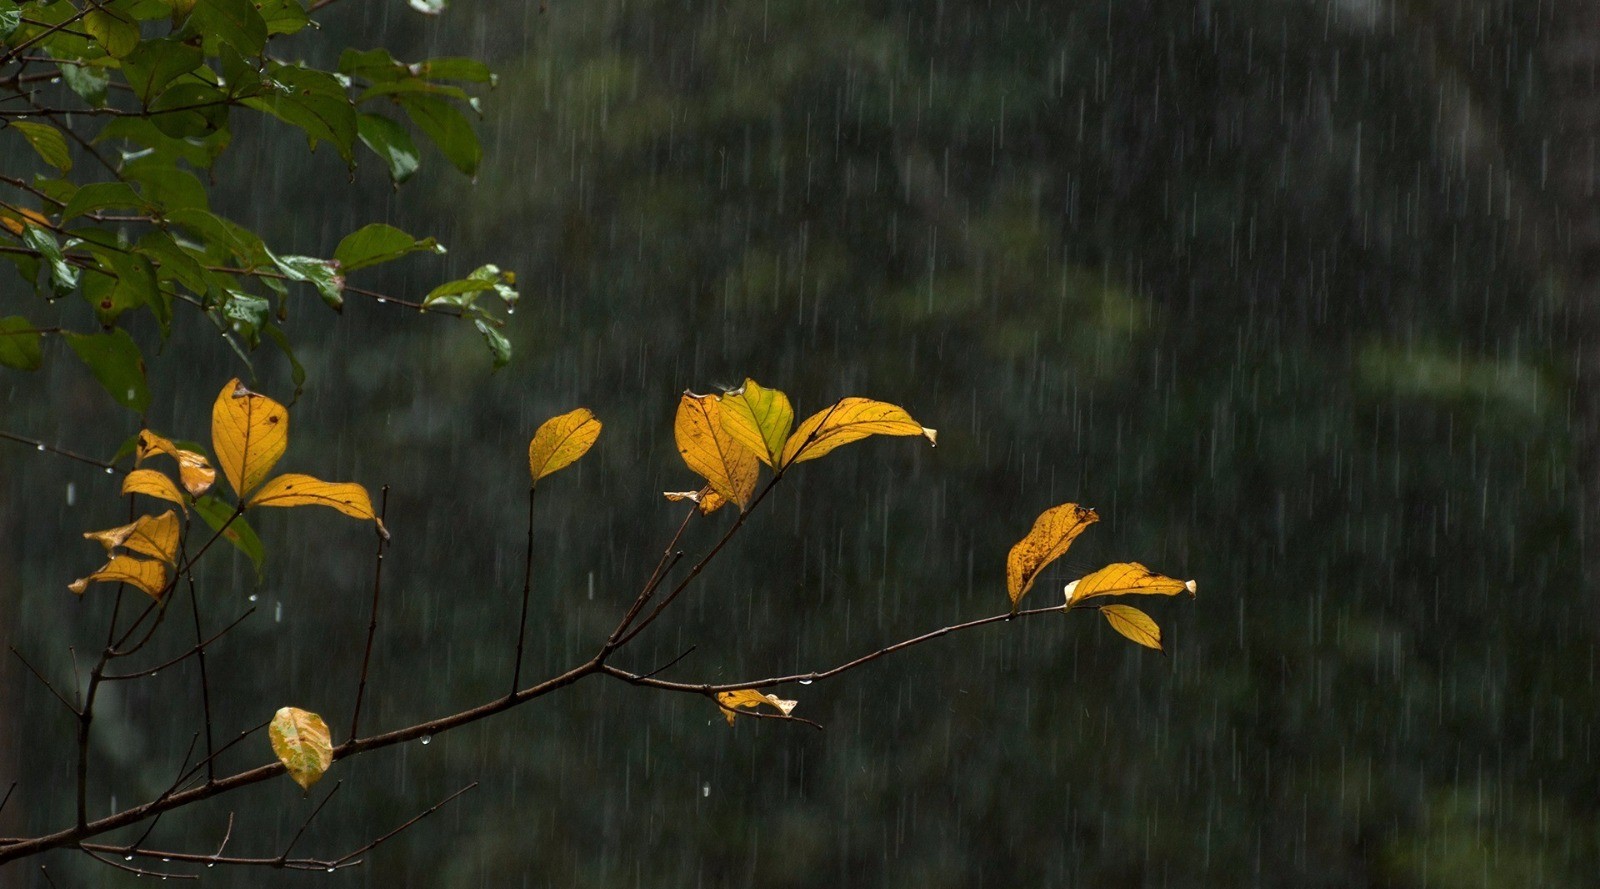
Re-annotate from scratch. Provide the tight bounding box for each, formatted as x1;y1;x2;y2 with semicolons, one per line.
211;378;288;499
1064;562;1197;607
268;706;334;791
136;430;216;496
83;510;180;565
527;408;601;485
662;486;729;515
1099;604;1163;652
69;554;168;599
719;379;793;467
0;206;50;235
1005;502;1098;610
715;689;799;726
778;397;937;467
122;468;188;508
247;473;388;537
674;392;759;510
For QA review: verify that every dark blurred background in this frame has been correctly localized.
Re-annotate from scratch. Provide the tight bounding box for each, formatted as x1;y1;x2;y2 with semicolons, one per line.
3;0;1598;885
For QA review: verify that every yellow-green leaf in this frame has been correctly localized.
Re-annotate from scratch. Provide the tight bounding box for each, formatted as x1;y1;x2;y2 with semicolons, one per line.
1064;562;1197;607
714;689;798;726
527;408;601;485
1099;604;1163;652
268;706;333;791
719;379;793;468
83;510;180;565
212;378;288;499
1005;502;1098;610
136;430;216;496
675;393;759;510
247;473;388;537
69;554;168;599
122;468;188;508
778;397;936;467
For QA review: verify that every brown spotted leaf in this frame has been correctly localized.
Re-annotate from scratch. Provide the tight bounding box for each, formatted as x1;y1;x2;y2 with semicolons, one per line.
211;378;288;499
269;707;333;791
675;392;759;510
1005;503;1098;610
136;430;216;496
247;474;387;537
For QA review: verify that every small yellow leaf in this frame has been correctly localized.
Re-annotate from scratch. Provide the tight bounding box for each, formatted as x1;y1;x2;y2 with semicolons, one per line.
1064;562;1197;607
83;510;180;565
527;408;601;485
69;554;168;599
136;430;216;496
715;689;799;726
268;707;334;791
1005;502;1098;610
1099;604;1163;652
778;397;936;467
719;379;794;468
0;206;50;236
663;487;730;515
122;468;188;508
247;474;388;537
675;393;760;510
212;378;289;499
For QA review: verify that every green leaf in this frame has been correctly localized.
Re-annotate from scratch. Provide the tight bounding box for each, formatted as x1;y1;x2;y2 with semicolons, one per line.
220;290;271;347
271;253;344;310
61;182;148;222
167;208;269;266
84;6;139;58
60;60;110;107
398;94;480;176
194;493;266;577
356;114;421;183
84;247;158;325
10;122;72;173
20;226;78;295
413;57;495;84
423;264;516;309
64;329;150;413
243;66;357;163
122;38;204;105
123;157;211;210
0;0;20;40
339;47;407;82
187;0;268;56
137;230;208;296
148;82;230;139
474;318;511;368
333;223;441;272
256;0;309;35
0;316;44;371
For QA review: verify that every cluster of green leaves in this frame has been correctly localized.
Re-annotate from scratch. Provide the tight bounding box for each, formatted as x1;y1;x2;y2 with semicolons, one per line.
0;0;518;408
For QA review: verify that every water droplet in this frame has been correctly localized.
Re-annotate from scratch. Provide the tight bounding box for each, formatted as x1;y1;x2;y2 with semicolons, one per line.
420;735;431;745
36;443;45;451
274;602;282;622
326;867;335;873
248;594;258;603
798;679;813;685
506;308;515;315
701;782;710;797
105;467;114;474
376;297;387;304
125;855;133;861
65;483;75;506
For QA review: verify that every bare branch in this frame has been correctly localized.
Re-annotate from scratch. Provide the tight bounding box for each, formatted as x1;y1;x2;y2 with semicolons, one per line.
9;648;77;715
350;487;391;738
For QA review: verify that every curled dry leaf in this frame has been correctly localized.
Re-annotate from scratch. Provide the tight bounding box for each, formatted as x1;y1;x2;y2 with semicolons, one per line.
778;397;937;467
69;553;168;599
715;689;799;726
136;430;216;496
1064;562;1197;607
212;378;288;500
527;408;602;485
247;474;388;538
1005;502;1098;610
675;393;760;510
83;510;180;565
122;468;188;509
719;379;794;468
662;486;730;515
269;706;334;791
1099;604;1164;652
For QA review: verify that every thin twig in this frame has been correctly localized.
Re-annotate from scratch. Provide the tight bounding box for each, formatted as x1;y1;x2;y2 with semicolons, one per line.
0;782;15;817
0;430;119;471
636;645;697;681
510;485;538;694
350;487;390;739
603;505;696;651
333;782;477;865
280;782;341;863
101;607;255;681
9;648;77;714
80;847;198;880
183;525;217;778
